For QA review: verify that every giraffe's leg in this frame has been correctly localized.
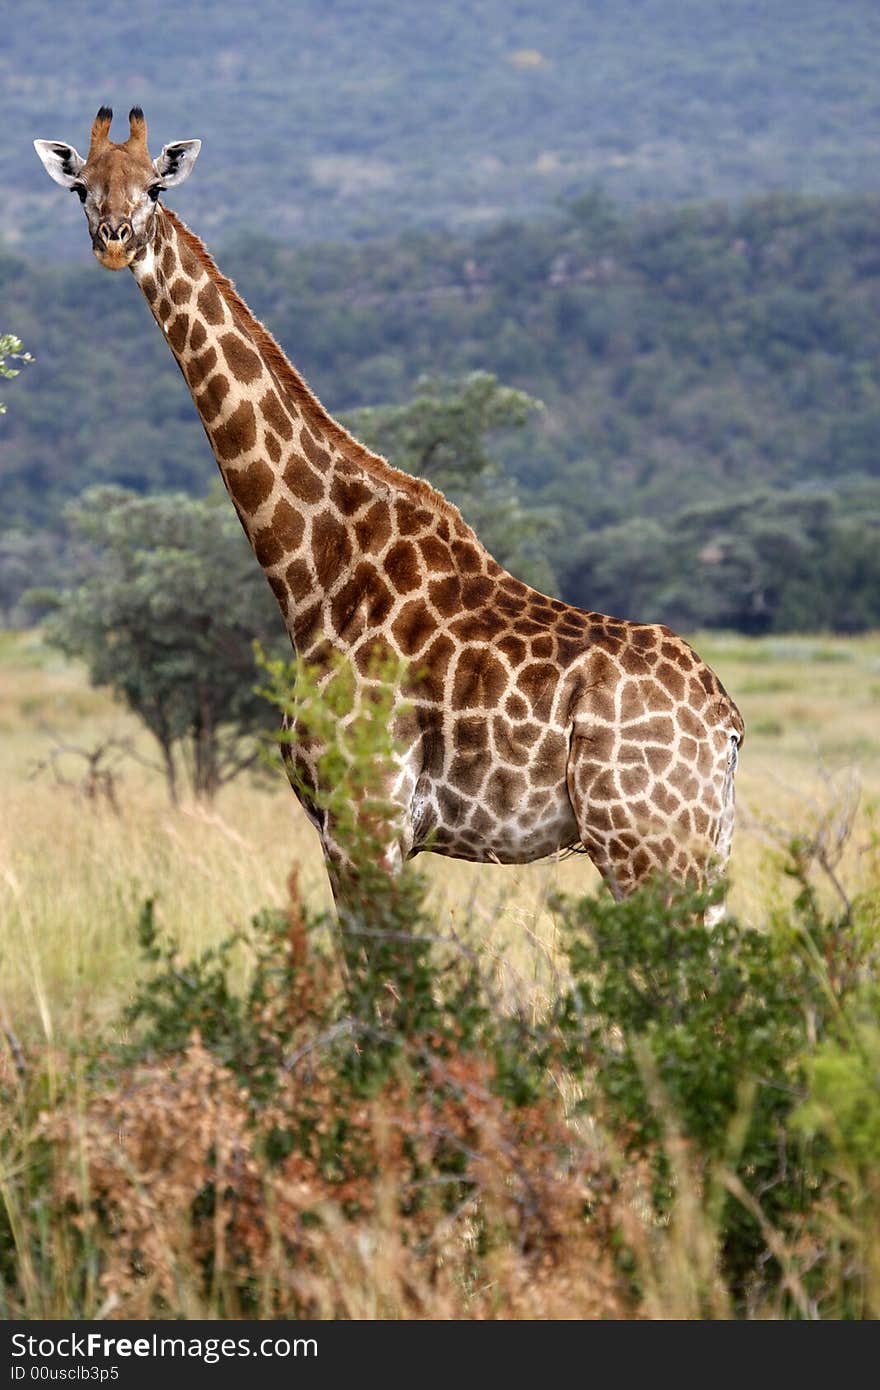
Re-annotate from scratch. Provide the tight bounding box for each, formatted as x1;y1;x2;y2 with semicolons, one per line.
318;793;417;978
703;733;740;928
322;845;369;977
565;731;738;916
565;734;658;899
321;827;432;1019
281;711;425;989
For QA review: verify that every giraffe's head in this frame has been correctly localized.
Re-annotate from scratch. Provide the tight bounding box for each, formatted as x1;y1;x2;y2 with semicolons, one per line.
34;107;200;271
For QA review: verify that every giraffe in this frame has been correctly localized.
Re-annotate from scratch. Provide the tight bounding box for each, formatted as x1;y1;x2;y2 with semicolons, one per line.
34;108;744;922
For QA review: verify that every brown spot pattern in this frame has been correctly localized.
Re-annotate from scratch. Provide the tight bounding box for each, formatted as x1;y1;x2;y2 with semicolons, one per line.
259;388;293;441
198;372;230;423
166;313;189;353
283;459;324;504
138;218;741;900
197;281;224;325
452;648;507;709
385;540;421;593
186;345;217;390
253;526;285;567
212;399;257;460
272;498;306;552
300;425;331;469
331;474;374;515
392;601;437;656
220;332;262;384
313;510;352;588
227;458;274;514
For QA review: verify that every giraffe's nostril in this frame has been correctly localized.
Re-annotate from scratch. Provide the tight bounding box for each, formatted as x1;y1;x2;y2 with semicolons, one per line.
98;221;133;245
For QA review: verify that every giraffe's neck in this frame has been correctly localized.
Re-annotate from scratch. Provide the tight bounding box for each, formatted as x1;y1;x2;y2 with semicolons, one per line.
129;207;479;653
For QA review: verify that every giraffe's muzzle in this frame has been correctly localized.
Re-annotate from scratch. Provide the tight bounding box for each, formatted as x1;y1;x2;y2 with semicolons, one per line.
93;219;136;270
97;219;133;247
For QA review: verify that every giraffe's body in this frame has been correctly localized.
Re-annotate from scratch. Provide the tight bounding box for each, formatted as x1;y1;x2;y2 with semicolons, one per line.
35;110;743;907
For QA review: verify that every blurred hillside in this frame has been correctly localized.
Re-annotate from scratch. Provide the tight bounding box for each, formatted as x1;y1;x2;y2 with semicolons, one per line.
7;0;880;254
6;1;880;633
3;190;880;632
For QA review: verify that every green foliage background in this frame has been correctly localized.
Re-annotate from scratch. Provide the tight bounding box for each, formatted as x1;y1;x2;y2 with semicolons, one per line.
4;192;880;632
5;1;880;634
8;1;880;250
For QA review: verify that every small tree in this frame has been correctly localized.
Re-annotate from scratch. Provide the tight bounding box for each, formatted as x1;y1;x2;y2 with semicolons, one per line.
45;487;287;803
345;372;558;589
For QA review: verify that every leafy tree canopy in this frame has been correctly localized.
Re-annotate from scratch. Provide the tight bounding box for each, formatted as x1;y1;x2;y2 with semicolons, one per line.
44;488;288;803
345;372;557;589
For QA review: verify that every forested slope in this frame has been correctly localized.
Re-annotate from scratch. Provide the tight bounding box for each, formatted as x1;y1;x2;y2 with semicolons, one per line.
7;0;880;252
3;191;880;631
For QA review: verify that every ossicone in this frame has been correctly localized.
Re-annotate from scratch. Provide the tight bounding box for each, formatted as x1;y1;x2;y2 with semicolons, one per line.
89;105;113;157
127;106;148;150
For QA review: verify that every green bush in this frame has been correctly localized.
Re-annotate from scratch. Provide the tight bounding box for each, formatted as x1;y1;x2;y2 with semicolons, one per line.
548;831;880;1315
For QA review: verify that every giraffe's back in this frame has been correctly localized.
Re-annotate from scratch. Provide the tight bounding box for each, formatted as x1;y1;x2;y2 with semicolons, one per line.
402;565;742;873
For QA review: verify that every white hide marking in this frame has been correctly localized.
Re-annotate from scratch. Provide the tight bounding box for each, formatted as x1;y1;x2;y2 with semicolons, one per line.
131;244;157;283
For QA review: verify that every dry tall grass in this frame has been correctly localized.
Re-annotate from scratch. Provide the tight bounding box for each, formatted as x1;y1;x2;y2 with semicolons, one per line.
3;628;878;1035
2;627;879;1320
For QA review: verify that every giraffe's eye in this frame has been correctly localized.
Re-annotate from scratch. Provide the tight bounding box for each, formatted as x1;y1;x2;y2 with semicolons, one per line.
71;182;88;204
147;183;164;203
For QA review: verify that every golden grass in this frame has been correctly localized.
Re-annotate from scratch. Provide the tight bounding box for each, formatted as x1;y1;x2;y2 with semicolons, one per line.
2;628;878;1039
3;626;880;1321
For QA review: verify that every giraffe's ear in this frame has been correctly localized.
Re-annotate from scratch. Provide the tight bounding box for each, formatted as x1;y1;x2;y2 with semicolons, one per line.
33;139;86;189
153;140;201;187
